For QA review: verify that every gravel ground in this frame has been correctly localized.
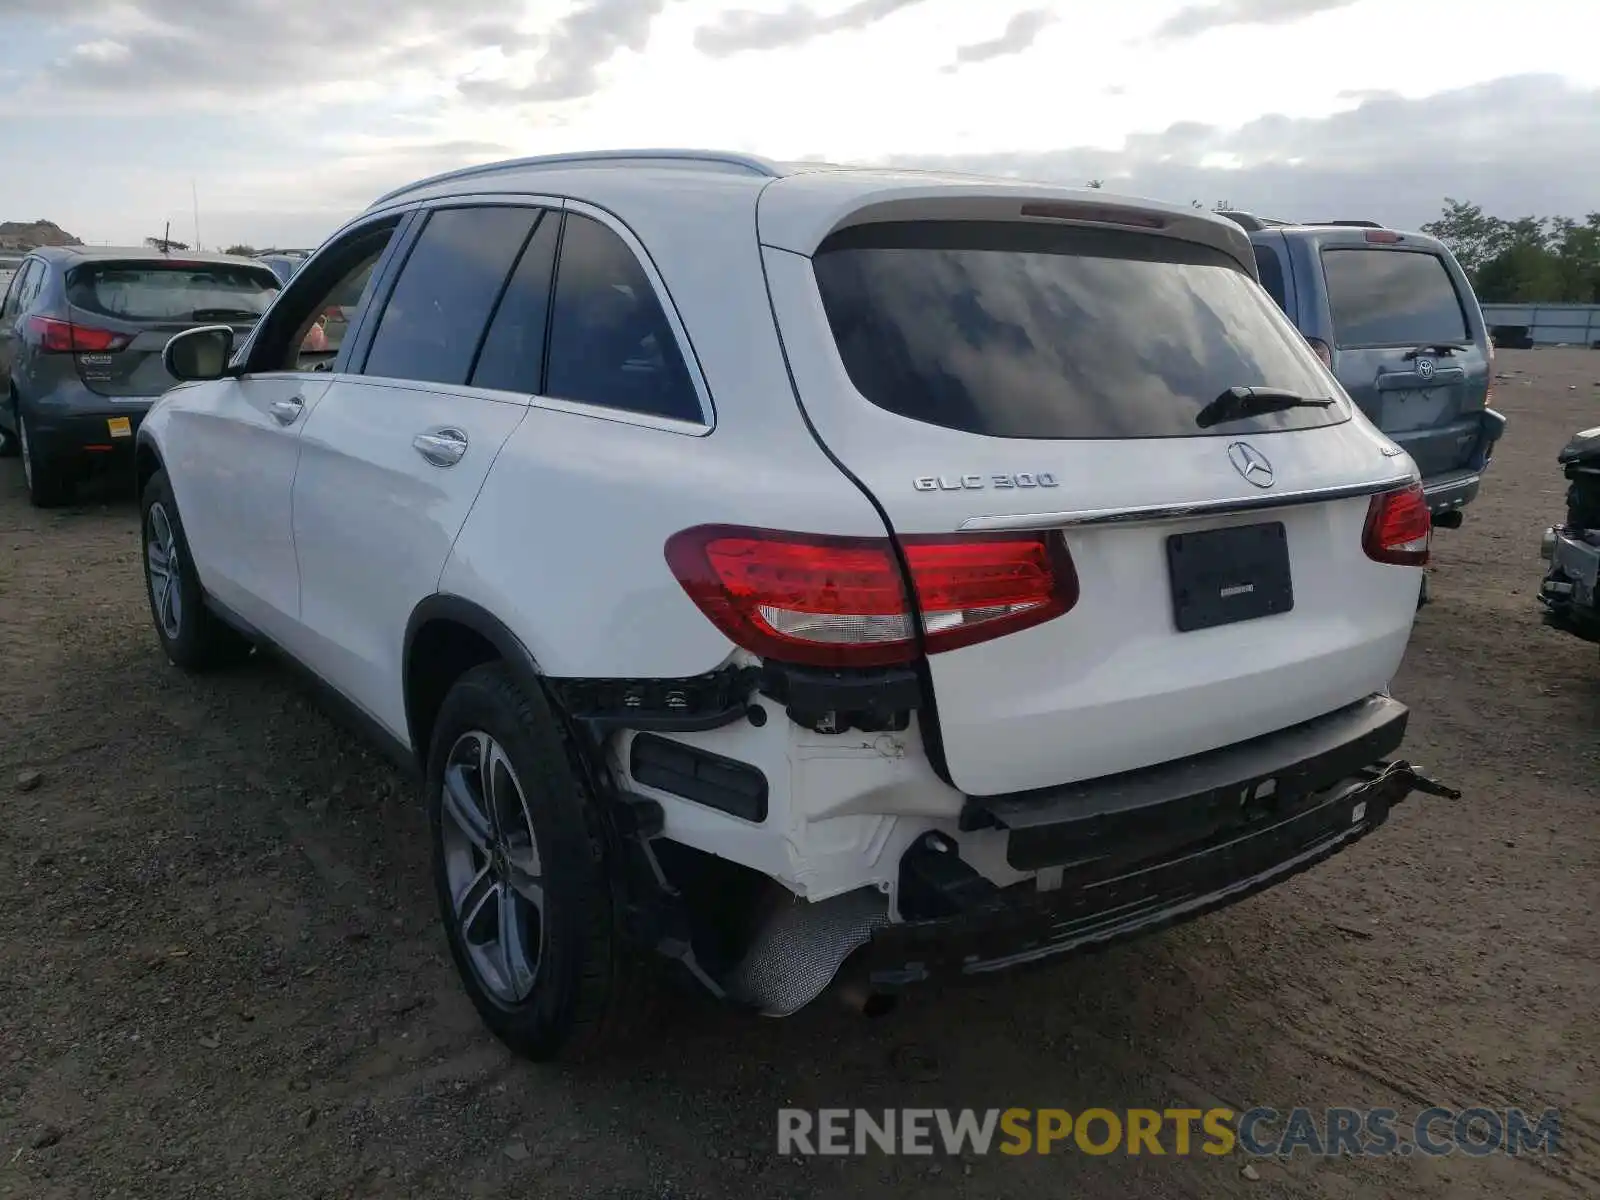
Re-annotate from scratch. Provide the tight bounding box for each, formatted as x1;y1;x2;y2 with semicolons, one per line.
1;348;1596;1199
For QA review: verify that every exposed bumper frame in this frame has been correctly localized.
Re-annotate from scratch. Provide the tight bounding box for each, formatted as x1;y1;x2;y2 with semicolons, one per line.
857;759;1457;989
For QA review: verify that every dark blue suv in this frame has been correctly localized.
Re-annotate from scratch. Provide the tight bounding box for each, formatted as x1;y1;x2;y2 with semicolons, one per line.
1222;212;1507;530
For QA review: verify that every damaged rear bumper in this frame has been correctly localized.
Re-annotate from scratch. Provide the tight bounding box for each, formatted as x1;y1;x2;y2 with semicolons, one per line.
852;696;1456;990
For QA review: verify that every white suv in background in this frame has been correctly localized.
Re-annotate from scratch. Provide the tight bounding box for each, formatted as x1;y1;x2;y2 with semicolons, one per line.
137;150;1449;1062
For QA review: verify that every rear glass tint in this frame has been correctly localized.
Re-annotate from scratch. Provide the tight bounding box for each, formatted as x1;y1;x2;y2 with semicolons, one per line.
1320;248;1468;348
66;263;280;323
811;222;1340;440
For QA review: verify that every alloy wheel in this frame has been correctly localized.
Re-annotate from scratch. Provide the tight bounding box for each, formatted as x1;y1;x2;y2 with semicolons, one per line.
145;501;184;640
439;730;546;1004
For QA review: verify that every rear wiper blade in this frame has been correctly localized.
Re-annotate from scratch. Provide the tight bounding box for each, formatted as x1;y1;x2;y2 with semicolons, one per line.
1403;342;1469;358
1195;385;1336;430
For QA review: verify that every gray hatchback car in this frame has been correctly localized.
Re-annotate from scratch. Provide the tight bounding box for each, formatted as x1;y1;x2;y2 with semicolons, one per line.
1222;213;1507;531
0;246;281;506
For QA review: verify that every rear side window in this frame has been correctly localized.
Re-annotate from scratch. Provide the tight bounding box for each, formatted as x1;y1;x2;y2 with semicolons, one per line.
1320;248;1468;348
66;263;279;322
811;221;1338;440
544;214;702;423
1253;245;1287;309
363;205;540;386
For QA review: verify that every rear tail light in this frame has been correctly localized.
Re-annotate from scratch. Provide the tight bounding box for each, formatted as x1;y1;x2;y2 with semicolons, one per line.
27;315;131;354
664;526;1078;667
1363;483;1431;566
1363;229;1403;244
1306;336;1333;368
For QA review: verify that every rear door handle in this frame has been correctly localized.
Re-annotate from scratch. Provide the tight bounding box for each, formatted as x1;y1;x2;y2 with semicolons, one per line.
269;397;304;425
413;428;468;467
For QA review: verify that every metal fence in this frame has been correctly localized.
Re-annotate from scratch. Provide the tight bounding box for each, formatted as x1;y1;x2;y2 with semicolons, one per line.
1481;303;1600;348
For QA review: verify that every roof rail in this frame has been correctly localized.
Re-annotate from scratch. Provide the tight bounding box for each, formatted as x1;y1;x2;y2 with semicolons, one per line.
368;149;787;208
1214;209;1293;232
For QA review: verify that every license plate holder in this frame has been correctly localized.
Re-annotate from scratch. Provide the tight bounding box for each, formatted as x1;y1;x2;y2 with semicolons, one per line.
1167;521;1294;632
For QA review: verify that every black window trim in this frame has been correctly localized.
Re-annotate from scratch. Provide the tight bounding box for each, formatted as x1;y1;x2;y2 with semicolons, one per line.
1318;245;1473;351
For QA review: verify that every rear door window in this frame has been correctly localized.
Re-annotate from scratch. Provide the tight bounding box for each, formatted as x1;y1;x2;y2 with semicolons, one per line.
1320;248;1468;349
362;205;541;387
0;262;35;319
543;213;702;423
810;221;1339;440
66;263;279;322
1253;245;1287;309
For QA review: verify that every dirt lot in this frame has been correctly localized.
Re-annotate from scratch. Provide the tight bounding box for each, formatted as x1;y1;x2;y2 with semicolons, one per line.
1;348;1597;1199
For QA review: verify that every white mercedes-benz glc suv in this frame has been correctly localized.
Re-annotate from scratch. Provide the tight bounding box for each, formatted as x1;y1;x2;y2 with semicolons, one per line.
135;150;1447;1062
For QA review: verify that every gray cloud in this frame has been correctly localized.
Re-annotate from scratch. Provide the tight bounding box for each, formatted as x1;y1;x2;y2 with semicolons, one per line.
694;0;929;57
459;0;670;104
1154;0;1360;40
3;0;630;103
945;8;1056;70
886;75;1600;231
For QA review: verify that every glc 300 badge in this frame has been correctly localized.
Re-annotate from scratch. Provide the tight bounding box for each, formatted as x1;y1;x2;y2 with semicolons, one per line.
913;473;1060;492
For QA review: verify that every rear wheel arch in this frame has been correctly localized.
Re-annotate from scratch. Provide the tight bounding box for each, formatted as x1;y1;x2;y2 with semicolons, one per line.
403;595;547;768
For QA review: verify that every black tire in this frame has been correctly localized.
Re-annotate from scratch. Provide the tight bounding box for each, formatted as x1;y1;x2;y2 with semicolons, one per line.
0;396;18;460
139;468;253;670
18;409;74;508
427;662;649;1063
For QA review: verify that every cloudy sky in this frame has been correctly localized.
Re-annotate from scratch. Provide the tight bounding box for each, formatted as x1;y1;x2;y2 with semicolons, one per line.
1;0;1597;249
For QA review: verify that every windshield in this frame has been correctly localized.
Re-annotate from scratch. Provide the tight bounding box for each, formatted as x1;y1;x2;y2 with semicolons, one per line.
66;262;280;323
811;221;1343;440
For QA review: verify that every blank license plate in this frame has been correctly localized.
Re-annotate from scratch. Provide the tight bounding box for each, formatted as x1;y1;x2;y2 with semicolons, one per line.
1167;522;1294;633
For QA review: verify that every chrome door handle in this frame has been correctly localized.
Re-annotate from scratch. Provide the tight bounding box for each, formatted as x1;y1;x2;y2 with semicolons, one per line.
413;428;468;467
269;397;304;425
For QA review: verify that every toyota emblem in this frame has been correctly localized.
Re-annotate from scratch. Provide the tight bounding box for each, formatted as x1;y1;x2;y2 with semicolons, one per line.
1415;357;1435;381
1227;442;1275;488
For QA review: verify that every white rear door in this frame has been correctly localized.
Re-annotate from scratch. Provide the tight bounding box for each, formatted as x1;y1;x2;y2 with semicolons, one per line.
761;208;1426;797
285;202;554;739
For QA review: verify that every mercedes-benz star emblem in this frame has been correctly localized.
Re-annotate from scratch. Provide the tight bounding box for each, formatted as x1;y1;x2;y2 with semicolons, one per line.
1227;441;1275;489
1415;357;1436;381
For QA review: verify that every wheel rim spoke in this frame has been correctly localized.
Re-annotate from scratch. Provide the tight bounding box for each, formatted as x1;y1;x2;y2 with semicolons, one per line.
497;886;537;999
441;767;493;855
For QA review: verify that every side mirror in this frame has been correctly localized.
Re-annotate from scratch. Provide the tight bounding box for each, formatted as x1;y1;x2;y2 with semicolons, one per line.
164;325;235;382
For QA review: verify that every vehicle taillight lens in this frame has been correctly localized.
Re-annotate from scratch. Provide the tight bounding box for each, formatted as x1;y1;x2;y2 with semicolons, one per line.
27;315;131;353
664;526;1078;667
1363;484;1431;566
1306;336;1333;368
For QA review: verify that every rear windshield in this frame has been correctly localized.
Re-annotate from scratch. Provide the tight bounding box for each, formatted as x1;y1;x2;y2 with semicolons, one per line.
1320;248;1468;349
66;262;280;323
811;222;1340;440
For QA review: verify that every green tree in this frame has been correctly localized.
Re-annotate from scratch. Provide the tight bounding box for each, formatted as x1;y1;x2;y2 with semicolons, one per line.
1422;199;1600;304
224;243;258;256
